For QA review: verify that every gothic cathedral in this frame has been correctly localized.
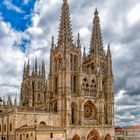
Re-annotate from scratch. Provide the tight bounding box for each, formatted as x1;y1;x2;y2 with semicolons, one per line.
19;0;114;139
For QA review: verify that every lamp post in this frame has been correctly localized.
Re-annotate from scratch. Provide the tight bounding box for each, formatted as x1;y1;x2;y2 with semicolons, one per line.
34;119;37;140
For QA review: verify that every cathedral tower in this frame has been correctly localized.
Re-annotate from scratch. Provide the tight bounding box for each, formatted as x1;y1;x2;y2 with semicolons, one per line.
48;0;82;126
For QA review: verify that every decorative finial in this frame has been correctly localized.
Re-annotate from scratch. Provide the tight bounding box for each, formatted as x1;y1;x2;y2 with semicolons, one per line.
94;8;98;16
63;0;68;3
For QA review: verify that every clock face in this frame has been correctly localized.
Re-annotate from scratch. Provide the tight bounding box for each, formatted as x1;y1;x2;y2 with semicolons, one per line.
84;103;93;118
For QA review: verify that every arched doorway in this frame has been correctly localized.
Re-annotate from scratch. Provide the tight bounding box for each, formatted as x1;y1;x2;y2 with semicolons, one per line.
72;134;80;140
87;129;100;140
104;134;112;140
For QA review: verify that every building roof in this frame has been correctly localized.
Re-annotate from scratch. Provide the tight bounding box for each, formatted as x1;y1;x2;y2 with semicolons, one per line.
115;124;140;132
16;124;65;131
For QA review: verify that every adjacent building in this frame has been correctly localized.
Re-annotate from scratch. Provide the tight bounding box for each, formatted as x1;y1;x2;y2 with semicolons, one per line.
115;125;140;140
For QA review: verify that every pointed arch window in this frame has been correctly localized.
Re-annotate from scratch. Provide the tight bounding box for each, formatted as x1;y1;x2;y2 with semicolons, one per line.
71;102;78;124
4;124;6;132
71;75;77;94
37;94;41;101
54;77;58;94
10;123;12;132
53;101;58;112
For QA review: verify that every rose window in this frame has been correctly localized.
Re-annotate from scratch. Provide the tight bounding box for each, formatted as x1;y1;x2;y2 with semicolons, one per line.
84;103;93;118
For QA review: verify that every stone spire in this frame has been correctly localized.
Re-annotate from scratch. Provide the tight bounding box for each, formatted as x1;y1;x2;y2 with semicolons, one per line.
7;95;13;106
107;44;112;76
14;96;17;107
90;8;104;56
39;66;41;78
42;60;46;81
51;36;54;51
57;0;73;46
27;59;30;77
23;62;27;79
77;32;81;48
35;58;38;76
83;47;86;60
107;44;111;57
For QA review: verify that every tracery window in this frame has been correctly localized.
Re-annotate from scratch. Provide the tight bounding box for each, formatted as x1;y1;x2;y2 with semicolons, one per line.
84;103;93;118
84;101;97;119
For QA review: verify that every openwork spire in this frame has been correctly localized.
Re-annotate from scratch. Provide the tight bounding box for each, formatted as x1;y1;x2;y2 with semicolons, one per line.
57;0;73;46
90;8;104;56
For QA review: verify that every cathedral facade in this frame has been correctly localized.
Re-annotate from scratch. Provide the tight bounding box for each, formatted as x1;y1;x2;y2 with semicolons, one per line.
0;0;114;140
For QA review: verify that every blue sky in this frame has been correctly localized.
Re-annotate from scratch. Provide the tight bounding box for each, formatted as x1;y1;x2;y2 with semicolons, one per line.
0;0;140;127
0;0;35;31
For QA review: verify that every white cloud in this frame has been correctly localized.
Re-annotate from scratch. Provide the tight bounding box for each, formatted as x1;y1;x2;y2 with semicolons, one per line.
115;89;125;101
0;18;26;96
127;3;140;26
23;0;30;5
79;27;90;38
3;0;24;13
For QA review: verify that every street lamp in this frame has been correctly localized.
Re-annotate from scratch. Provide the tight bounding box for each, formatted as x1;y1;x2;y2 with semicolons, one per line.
34;119;37;140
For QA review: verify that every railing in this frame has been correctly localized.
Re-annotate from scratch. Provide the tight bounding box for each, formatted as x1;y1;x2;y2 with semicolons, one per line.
83;88;96;97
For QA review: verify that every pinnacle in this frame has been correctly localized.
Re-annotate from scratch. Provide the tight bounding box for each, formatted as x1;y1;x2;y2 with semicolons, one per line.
107;44;111;56
51;36;54;50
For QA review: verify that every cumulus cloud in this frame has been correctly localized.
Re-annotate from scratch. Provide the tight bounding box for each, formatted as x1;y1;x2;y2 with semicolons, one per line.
0;18;26;97
3;0;24;13
0;0;140;126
